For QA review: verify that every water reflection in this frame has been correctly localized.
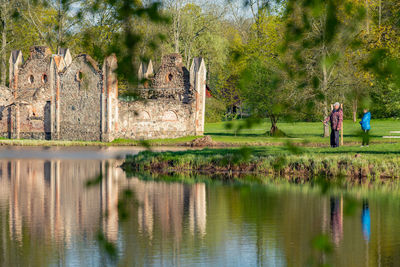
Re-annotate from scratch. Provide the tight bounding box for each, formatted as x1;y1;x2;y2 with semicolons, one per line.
133;179;207;241
0;157;209;266
362;200;371;243
0;154;400;266
0;160;121;247
330;196;343;246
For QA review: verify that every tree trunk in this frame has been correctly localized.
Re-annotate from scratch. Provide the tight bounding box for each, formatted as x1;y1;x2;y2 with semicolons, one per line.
323;119;330;138
323;103;330;137
365;0;369;34
322;61;330;137
378;0;381;29
173;1;181;53
269;116;279;136
57;0;63;51
352;99;357;123
324;123;330;137
0;2;7;86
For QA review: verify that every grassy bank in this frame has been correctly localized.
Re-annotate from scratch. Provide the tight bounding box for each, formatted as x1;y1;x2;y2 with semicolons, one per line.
1;119;400;147
0;136;198;147
122;143;400;182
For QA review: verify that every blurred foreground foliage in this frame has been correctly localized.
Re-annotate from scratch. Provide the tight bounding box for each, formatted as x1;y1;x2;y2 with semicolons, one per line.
7;0;396;264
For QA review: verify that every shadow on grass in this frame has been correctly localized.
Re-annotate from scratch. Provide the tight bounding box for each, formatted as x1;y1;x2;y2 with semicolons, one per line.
205;133;267;137
206;132;300;139
317;149;400;155
206;132;383;139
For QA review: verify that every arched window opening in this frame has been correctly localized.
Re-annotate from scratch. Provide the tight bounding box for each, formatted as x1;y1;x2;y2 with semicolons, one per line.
42;74;48;84
166;73;173;83
76;71;83;82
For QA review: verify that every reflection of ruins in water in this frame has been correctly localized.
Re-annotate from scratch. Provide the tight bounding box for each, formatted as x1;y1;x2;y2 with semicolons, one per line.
0;159;120;244
0;159;207;247
134;180;207;241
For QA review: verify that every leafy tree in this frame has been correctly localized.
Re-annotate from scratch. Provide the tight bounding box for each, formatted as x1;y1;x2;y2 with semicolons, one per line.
239;58;291;135
282;0;367;136
77;0;122;61
17;0;82;51
213;21;247;119
0;0;23;85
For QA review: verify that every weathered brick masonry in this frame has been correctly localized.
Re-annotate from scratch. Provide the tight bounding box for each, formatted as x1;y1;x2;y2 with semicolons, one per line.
0;46;206;141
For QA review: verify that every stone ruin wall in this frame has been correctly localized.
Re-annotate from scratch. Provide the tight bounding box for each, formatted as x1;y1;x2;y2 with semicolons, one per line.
17;47;52;139
151;54;190;89
0;86;13;137
0;47;54;140
0;46;206;142
58;55;103;141
117;53;202;140
117;99;195;140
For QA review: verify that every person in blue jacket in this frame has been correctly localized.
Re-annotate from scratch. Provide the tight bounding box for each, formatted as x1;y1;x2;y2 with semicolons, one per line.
360;108;371;147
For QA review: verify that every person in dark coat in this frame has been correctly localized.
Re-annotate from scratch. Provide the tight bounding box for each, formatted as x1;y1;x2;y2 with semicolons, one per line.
324;102;343;147
360;108;371;147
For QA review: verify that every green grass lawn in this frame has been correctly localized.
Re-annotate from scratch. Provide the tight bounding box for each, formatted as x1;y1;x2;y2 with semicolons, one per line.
1;118;399;147
131;142;400;159
204;118;400;145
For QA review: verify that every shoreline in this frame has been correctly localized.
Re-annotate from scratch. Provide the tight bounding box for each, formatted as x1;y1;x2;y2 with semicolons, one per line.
121;146;400;184
0;137;396;148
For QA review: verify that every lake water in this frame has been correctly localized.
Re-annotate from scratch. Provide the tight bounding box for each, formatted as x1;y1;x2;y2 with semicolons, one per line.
0;147;399;266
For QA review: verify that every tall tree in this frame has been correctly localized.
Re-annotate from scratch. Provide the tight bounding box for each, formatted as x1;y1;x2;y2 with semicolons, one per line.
78;0;122;60
239;58;293;135
17;0;81;52
283;0;366;136
0;0;10;85
238;11;294;134
163;0;186;53
0;0;18;86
